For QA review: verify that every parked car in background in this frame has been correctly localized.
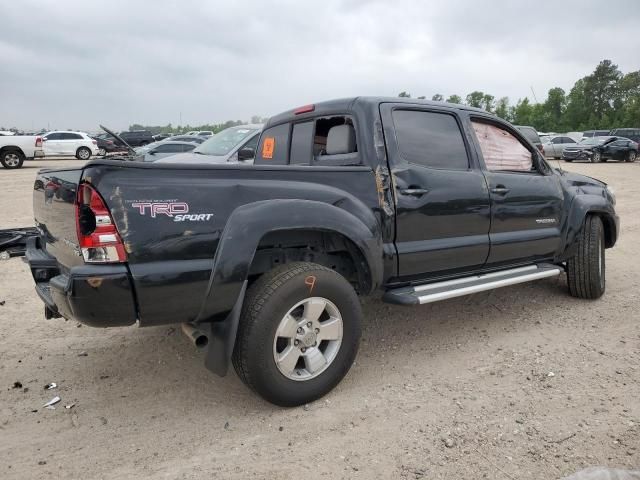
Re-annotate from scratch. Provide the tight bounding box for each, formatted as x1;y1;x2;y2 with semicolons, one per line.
157;124;262;164
0;134;44;168
185;131;198;135
164;135;207;144
118;130;154;147
582;130;610;139
562;136;638;163
566;132;583;142
42;131;99;160
134;140;197;162
152;133;171;142
515;125;544;154
93;134;125;156
609;128;640;143
543;135;578;159
0;130;16;136
197;131;214;137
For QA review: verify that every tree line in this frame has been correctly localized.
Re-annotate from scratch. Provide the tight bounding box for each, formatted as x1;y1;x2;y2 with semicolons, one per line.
129;116;268;135
398;59;640;133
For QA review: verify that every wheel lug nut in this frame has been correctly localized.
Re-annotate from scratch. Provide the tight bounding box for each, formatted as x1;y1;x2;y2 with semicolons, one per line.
306;322;312;327
294;340;299;346
315;328;319;333
297;327;304;334
301;347;306;353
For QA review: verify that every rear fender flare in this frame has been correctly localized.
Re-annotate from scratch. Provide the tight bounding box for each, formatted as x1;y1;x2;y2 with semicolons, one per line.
195;199;382;376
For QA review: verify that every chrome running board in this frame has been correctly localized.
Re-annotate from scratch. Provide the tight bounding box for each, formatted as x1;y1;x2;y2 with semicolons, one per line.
383;264;562;305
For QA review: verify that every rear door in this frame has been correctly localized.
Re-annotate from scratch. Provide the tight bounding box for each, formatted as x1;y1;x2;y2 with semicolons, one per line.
60;133;80;155
380;104;491;278
469;117;564;267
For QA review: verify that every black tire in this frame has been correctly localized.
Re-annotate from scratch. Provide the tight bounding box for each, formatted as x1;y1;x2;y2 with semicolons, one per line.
567;215;605;299
0;148;25;169
564;158;573;163
591;150;602;163
232;262;362;407
627;151;637;163
76;147;91;160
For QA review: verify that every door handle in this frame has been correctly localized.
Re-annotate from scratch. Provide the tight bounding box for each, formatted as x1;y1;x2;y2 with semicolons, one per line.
398;188;429;196
490;186;510;195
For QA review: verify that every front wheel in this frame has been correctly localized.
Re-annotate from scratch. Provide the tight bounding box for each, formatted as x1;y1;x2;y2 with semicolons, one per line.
76;147;91;160
591;150;602;163
567;215;605;299
627;151;637;163
97;147;106;156
232;262;362;407
0;149;25;169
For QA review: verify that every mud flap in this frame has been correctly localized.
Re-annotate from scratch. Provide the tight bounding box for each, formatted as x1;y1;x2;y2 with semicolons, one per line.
202;281;247;376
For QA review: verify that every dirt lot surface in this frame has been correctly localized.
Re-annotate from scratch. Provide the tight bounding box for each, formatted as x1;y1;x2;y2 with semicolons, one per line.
1;158;639;479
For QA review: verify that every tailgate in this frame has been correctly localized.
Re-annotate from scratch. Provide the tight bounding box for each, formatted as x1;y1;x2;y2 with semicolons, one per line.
33;167;84;269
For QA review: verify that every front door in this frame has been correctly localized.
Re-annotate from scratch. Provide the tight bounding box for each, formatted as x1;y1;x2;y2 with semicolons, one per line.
43;132;64;155
469;118;564;267
381;104;491;279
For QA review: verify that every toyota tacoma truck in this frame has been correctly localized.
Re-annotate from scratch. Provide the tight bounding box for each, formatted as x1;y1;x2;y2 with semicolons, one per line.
26;97;619;406
1;134;44;168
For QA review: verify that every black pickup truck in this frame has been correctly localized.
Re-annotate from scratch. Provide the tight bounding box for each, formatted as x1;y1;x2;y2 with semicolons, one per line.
27;97;619;406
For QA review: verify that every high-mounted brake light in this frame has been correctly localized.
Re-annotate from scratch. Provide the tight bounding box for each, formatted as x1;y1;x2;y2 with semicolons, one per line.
294;104;315;115
75;183;126;263
35;136;42;147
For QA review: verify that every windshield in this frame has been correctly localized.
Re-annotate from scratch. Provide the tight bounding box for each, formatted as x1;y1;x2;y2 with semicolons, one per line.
194;127;258;156
579;137;609;146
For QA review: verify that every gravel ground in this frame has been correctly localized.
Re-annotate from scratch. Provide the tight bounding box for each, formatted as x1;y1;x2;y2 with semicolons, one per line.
0;158;639;479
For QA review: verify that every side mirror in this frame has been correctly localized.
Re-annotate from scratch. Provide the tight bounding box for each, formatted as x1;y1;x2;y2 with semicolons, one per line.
238;147;255;161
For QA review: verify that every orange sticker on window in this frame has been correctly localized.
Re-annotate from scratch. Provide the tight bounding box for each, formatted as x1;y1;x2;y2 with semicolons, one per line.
262;137;275;159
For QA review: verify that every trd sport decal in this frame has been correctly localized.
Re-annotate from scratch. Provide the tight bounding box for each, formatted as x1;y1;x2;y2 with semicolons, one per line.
129;200;214;222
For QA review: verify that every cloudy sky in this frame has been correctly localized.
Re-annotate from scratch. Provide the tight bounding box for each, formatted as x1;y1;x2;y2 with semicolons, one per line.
1;0;639;131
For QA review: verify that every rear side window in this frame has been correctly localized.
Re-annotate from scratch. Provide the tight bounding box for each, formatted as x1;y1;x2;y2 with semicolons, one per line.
472;121;533;172
61;133;82;140
256;123;289;165
290;121;314;165
392;110;469;170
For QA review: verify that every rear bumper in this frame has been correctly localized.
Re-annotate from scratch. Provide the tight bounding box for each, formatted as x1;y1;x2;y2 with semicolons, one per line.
26;236;137;327
33;150;45;158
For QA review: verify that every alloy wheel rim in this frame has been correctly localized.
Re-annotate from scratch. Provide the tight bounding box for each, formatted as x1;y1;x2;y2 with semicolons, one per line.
272;297;343;381
79;149;89;159
4;153;19;167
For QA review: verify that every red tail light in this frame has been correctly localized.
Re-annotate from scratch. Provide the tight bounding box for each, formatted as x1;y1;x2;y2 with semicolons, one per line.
35;136;42;147
92;140;97;145
75;183;126;263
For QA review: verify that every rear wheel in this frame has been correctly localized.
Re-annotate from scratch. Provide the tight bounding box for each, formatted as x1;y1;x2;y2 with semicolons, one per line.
232;262;362;407
564;158;573;162
627;151;637;163
76;147;91;160
567;215;605;299
591;150;602;163
97;147;106;156
0;149;25;169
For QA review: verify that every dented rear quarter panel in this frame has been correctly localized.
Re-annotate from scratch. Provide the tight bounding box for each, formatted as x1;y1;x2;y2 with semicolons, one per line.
82;161;384;326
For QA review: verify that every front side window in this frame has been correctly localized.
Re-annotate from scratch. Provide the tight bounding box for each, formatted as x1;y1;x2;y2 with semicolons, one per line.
392;110;469;170
472;121;533;172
